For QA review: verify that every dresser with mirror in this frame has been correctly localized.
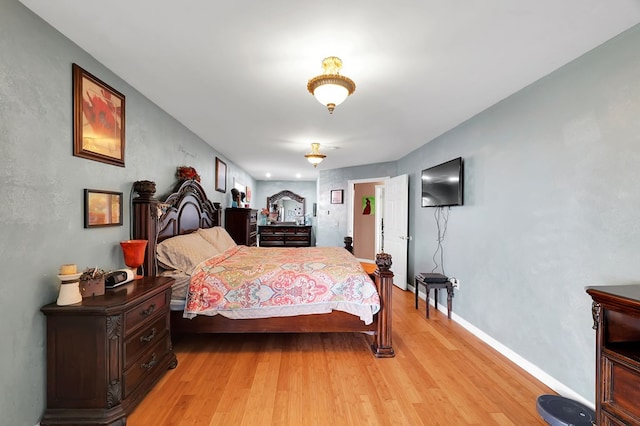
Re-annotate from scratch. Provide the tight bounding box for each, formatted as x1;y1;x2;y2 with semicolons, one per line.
260;190;312;247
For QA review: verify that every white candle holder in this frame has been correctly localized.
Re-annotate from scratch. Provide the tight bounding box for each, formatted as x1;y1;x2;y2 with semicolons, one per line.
57;273;83;306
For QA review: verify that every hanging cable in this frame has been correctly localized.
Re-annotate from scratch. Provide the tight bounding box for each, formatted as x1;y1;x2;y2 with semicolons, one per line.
431;206;450;274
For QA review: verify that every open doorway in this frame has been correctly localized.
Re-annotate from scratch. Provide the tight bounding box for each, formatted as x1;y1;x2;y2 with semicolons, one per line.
352;181;384;260
348;175;410;290
348;177;387;262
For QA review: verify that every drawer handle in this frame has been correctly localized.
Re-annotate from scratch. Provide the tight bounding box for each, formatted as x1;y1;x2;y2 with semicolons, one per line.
140;303;156;317
141;353;157;371
140;328;157;343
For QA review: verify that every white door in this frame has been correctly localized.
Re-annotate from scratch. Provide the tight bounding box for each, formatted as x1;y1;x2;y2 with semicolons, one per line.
374;185;384;254
384;174;409;290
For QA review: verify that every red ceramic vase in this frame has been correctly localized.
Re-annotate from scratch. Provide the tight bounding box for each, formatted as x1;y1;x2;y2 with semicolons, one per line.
120;240;148;277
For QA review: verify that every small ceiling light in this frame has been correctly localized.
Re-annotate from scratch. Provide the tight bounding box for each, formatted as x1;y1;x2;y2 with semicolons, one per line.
307;56;356;114
304;143;326;167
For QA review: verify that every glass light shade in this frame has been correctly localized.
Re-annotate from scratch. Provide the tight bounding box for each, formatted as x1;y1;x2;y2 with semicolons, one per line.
312;84;349;108
120;239;148;277
307;56;356;114
307;156;324;165
304;143;326;167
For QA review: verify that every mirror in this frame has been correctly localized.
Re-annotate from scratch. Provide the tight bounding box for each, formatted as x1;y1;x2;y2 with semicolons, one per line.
266;190;305;224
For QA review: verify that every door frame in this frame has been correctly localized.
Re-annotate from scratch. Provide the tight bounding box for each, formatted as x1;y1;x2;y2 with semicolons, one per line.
347;176;390;263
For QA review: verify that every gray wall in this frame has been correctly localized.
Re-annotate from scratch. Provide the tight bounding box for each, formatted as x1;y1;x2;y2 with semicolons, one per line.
399;25;640;402
0;2;253;424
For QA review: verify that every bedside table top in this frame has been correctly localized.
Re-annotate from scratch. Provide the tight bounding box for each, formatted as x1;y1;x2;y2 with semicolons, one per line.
586;284;640;309
41;276;174;314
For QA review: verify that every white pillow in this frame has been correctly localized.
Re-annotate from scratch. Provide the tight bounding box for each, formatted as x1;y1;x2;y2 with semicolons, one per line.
156;232;219;274
196;227;237;252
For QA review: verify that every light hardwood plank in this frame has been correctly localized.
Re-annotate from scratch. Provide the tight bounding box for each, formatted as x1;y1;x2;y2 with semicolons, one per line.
129;287;553;425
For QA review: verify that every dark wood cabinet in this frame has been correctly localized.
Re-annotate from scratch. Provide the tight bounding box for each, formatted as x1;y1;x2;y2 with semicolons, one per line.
258;225;312;247
225;208;257;246
586;285;640;426
41;277;177;426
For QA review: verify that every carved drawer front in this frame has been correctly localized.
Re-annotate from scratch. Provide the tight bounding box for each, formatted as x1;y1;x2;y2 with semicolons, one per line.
122;334;171;398
602;354;640;424
124;292;168;334
601;412;628;426
287;235;309;244
124;315;169;370
260;232;278;238
261;236;284;245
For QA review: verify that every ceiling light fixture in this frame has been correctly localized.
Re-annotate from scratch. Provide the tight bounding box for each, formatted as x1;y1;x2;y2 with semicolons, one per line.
307;56;356;114
304;143;326;167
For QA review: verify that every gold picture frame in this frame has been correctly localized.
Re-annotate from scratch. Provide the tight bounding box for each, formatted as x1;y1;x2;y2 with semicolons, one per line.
73;64;126;167
84;189;123;228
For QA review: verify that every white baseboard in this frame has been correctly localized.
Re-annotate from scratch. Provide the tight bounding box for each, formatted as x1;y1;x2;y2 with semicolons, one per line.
413;286;594;410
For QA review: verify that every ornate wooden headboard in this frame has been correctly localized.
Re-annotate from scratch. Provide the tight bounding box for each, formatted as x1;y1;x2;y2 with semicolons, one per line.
132;179;222;276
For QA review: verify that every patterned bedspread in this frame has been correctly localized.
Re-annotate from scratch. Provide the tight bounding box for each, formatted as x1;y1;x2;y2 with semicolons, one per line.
185;246;380;324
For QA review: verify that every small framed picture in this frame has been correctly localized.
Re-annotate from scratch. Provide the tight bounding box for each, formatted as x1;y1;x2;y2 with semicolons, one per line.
331;189;344;204
84;189;123;228
362;196;375;215
73;64;125;167
215;157;227;193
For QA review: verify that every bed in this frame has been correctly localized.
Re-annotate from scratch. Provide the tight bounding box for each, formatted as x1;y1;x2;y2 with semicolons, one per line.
131;179;394;357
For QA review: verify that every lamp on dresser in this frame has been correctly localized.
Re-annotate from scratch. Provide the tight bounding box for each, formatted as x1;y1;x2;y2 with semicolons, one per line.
120;239;148;278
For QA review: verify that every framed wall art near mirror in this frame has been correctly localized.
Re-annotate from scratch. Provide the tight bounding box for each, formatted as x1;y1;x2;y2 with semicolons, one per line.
215;157;227;193
331;189;344;204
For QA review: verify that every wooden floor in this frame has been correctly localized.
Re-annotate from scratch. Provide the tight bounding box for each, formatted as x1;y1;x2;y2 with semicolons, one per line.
129;287;553;425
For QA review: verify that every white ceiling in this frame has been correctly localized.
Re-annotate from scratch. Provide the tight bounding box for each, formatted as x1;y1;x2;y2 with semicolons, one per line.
19;0;640;181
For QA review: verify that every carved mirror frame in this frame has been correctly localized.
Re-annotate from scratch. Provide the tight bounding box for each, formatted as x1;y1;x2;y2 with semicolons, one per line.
267;190;305;216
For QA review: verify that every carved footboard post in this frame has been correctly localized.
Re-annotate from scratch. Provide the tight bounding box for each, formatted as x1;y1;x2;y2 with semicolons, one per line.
372;252;395;358
344;236;353;253
131;180;159;277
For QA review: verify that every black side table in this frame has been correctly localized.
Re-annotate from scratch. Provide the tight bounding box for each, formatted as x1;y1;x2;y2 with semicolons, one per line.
415;273;454;319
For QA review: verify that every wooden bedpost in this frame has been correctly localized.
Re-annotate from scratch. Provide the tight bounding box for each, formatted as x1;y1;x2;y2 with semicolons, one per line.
344;236;353;253
131;180;159;277
371;252;395;358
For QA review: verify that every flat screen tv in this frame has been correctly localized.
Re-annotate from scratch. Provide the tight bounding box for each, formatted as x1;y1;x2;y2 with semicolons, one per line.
421;157;463;207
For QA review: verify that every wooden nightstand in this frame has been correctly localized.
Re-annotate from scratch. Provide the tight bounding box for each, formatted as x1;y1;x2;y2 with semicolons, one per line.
40;276;177;426
587;285;640;425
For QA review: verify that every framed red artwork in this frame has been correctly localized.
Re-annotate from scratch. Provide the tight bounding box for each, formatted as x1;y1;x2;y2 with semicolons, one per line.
73;63;125;167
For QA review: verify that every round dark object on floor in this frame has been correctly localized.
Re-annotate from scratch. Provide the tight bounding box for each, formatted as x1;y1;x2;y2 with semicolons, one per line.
536;395;595;426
